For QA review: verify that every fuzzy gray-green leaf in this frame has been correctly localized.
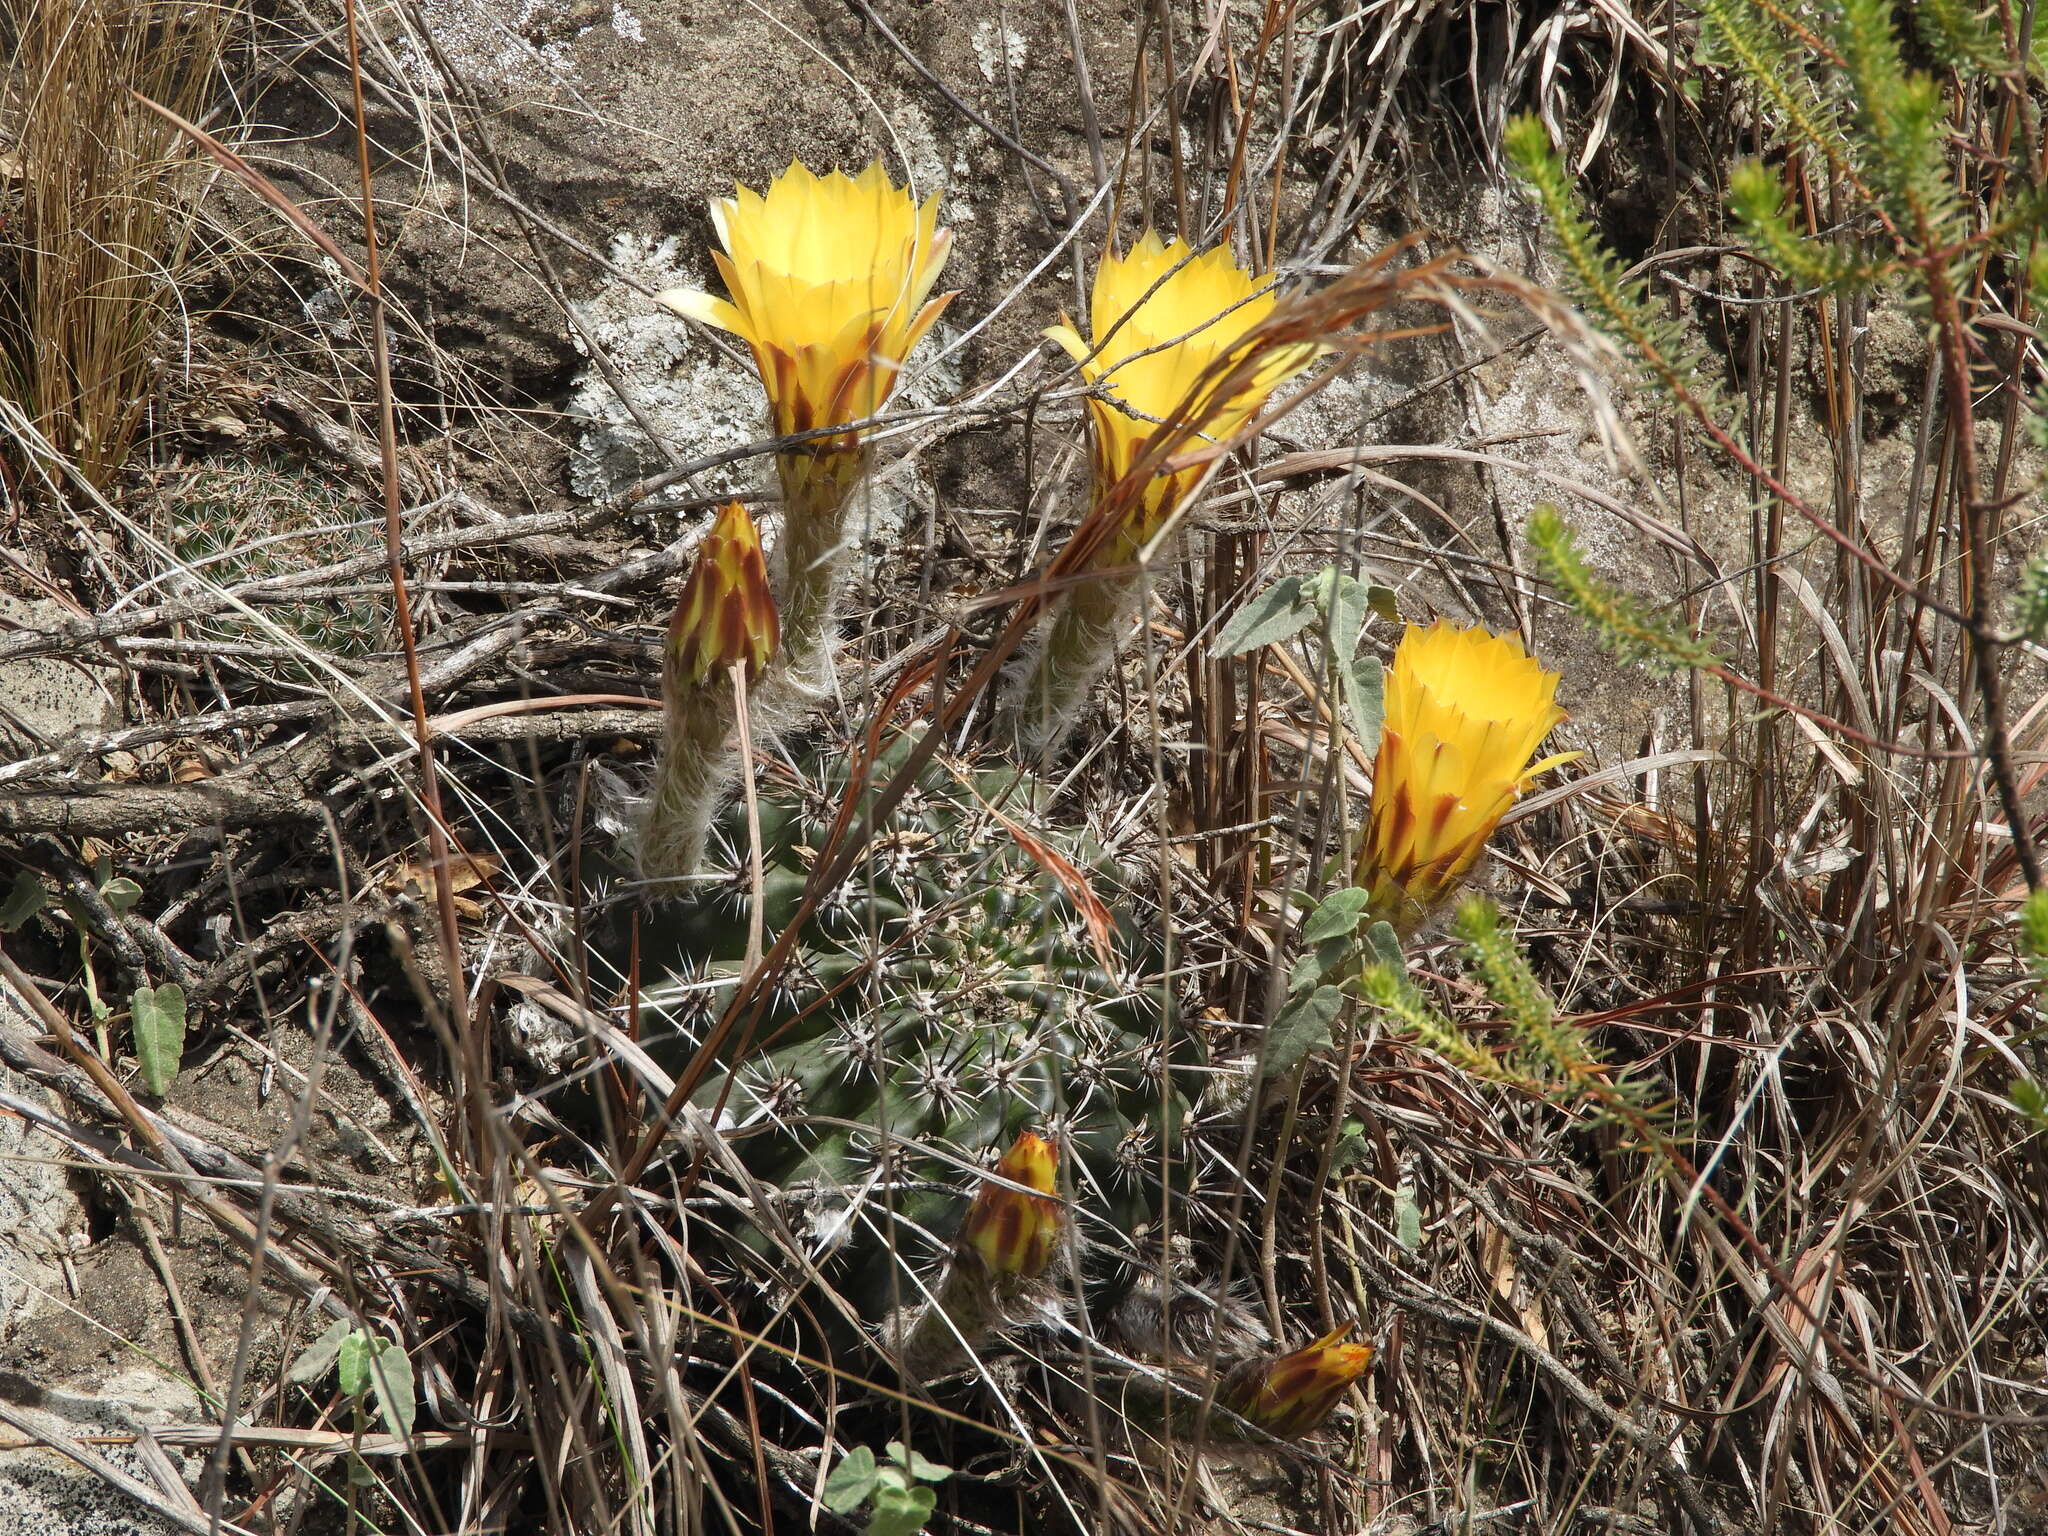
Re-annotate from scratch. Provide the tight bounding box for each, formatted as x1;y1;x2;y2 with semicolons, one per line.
1365;921;1405;976
823;1446;880;1513
1215;576;1314;656
1395;1184;1424;1251
1303;888;1372;946
99;876;143;914
1264;985;1343;1078
1344;652;1385;759
889;1441;953;1483
131;984;186;1097
337;1332;416;1440
287;1317;353;1386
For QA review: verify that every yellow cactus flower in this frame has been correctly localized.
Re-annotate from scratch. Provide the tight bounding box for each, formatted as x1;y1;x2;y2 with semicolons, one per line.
1221;1328;1375;1438
665;501;779;690
659;161;952;695
1045;230;1314;556
959;1131;1061;1280
1358;620;1573;931
658;160;953;442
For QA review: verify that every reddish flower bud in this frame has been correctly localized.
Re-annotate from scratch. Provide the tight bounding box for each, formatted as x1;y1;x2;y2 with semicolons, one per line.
959;1131;1061;1279
1221;1328;1374;1438
666;501;779;690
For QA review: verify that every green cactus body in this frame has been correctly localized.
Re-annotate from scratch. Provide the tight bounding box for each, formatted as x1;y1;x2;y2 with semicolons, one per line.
639;735;1204;1322
167;460;388;673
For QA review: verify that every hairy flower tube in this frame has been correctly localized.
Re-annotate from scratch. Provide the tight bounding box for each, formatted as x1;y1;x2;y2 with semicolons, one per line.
1015;233;1313;749
639;502;780;881
658;162;952;694
959;1130;1061;1279
1358;620;1572;932
1221;1328;1375;1439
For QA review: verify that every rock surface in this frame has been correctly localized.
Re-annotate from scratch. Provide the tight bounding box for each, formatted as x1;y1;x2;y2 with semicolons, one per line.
0;986;88;1338
0;595;121;758
0;1368;203;1536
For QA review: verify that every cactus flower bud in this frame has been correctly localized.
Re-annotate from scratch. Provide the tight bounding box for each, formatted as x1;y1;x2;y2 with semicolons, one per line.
959;1131;1060;1279
1221;1328;1374;1438
666;501;779;691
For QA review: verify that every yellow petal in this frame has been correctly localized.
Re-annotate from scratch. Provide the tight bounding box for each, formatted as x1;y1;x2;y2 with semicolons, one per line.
656;287;746;335
1043;321;1093;370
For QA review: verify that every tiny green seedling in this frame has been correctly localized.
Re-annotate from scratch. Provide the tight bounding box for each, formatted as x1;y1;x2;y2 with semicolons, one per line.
16;858;188;1088
822;1440;953;1536
54;859;147;1024
289;1318;417;1489
289;1319;420;1440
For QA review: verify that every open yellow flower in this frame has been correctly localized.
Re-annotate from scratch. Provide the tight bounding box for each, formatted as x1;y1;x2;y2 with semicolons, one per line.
959;1131;1061;1280
1358;620;1573;931
659;161;952;696
658;161;953;441
1045;230;1313;556
665;501;779;690
1221;1328;1375;1438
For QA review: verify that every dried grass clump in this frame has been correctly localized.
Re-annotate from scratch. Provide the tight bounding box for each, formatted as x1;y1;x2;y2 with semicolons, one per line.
0;0;233;492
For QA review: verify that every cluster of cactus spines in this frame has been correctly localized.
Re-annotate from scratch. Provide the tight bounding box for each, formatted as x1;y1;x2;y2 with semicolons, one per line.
645;735;1200;1313
168;463;388;670
638;500;780;882
651;737;1386;1437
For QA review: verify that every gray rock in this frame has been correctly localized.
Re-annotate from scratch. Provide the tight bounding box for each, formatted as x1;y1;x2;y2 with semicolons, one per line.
0;595;121;758
0;1370;204;1536
0;1451;185;1536
0;988;88;1336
